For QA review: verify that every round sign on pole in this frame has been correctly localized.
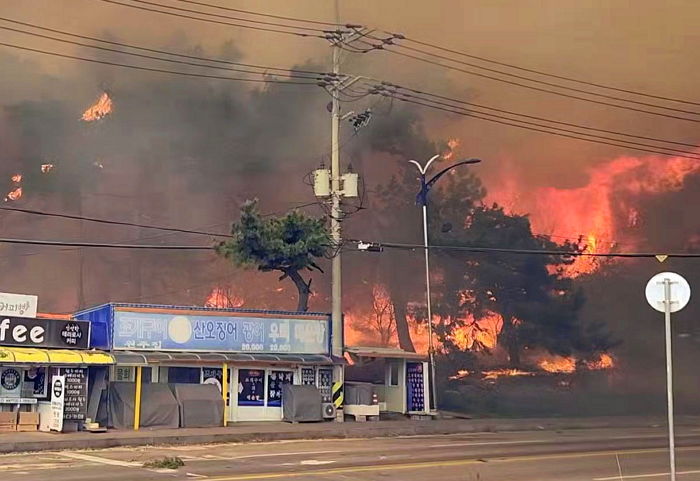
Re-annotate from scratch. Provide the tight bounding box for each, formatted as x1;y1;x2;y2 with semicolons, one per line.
645;272;691;313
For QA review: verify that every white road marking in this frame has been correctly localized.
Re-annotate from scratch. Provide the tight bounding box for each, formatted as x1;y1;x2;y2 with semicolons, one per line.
299;460;336;466
594;469;700;480
186;473;208;478
56;452;141;468
429;439;543;448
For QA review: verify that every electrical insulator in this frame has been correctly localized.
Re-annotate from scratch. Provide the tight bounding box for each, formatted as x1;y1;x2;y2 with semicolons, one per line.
341;172;359;198
313;168;331;197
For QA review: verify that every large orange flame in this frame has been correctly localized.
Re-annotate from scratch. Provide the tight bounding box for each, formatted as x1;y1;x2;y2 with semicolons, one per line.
487;155;700;276
81;93;113;122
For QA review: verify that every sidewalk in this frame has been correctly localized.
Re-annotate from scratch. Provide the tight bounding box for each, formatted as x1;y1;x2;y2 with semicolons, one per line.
0;415;697;453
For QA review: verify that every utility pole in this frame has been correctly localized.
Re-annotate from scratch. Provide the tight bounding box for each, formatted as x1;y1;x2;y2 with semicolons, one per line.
330;0;343;359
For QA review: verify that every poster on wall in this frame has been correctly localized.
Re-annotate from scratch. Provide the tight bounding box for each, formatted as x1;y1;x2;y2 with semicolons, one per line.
0;367;22;397
318;368;332;403
238;369;264;406
50;375;65;432
202;367;231;393
301;367;315;386
23;367;47;398
112;310;329;354
267;371;294;407
63;368;87;421
406;362;425;412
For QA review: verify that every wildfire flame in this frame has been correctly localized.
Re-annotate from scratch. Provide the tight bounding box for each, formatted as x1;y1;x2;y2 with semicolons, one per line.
449;313;503;350
442;138;461;160
204;287;244;308
4;187;22;202
482;369;535;381
11;174;22;183
41;164;55;173
81;93;113;122
487;155;700;276
538;356;576;374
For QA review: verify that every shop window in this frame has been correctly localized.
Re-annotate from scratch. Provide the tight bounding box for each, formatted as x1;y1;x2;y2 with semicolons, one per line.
238;369;264;406
267;370;294;407
301;367;315;385
389;362;400;386
167;367;199;384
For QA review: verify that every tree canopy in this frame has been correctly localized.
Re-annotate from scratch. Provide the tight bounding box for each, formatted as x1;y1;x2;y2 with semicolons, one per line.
216;199;330;312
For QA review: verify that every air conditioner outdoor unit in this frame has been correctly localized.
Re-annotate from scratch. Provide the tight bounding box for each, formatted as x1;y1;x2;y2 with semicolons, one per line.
322;403;336;419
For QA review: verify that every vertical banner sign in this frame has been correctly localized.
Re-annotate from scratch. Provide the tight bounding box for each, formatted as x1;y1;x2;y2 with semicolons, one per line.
50;375;65;432
63;368;88;421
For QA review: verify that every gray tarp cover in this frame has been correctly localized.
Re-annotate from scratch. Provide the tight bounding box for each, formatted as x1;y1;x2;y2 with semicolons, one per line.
282;384;323;422
169;383;223;428
345;383;374;405
107;382;180;429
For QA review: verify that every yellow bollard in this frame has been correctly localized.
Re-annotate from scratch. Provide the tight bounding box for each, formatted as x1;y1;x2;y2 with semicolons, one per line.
222;363;229;427
133;366;142;431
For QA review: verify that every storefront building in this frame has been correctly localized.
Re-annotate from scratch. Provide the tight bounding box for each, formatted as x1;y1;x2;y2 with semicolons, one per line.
75;303;340;427
0;314;113;432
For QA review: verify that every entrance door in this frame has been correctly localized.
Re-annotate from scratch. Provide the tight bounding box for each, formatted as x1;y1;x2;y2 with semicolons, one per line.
233;368;295;421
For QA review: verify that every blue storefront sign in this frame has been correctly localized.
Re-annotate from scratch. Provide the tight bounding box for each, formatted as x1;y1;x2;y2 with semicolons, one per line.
112;310;329;354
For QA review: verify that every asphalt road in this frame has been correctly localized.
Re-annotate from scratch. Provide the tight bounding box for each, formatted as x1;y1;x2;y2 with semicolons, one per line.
2;426;700;480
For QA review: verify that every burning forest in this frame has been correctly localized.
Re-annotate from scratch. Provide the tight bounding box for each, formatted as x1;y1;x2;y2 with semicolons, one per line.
1;1;700;419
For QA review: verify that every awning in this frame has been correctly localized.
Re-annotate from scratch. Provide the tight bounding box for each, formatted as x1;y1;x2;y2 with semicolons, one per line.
345;346;427;361
113;351;335;366
0;347;114;365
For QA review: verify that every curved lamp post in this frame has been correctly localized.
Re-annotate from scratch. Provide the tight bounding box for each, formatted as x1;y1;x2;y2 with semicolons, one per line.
408;155;482;412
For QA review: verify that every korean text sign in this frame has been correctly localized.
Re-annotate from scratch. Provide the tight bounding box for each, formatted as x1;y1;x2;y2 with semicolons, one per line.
112;310;329;354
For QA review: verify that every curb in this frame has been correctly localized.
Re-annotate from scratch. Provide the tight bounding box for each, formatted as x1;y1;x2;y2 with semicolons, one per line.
0;417;696;454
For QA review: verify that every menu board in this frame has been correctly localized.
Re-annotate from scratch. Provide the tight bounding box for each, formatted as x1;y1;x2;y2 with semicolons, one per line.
238;369;264;407
62;368;87;421
267;371;294;407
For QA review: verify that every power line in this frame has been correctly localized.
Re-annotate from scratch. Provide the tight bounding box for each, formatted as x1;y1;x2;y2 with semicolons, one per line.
370;46;700;124
349;239;700;259
0;237;212;249
377;89;700;158
370;82;699;149
171;0;345;27
97;0;327;38
0;16;328;77
0;206;233;238
385;43;700;116
0;24;325;81
396;35;700;107
0;41;319;85
379;92;700;159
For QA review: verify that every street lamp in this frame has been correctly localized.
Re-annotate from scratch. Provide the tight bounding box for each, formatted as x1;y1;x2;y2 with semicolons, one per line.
408;155;482;412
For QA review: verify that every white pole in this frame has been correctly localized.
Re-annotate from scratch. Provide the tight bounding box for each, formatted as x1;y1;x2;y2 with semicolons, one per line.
330;0;343;359
422;202;437;412
663;277;676;481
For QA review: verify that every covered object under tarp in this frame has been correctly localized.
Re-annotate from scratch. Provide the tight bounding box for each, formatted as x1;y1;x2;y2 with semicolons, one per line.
169;383;223;428
107;382;179;429
282;384;323;423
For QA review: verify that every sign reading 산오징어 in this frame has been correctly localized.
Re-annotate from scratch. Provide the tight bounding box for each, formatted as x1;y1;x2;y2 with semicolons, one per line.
112;311;329;354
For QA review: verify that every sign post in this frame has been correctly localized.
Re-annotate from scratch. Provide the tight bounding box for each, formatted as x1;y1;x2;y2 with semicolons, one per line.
50;375;65;432
645;272;691;481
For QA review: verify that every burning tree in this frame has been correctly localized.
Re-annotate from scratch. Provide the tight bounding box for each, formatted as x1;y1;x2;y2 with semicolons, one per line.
216;199;329;312
435;204;615;368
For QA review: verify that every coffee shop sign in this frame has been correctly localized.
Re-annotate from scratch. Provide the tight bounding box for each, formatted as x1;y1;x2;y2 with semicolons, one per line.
0;293;38;319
